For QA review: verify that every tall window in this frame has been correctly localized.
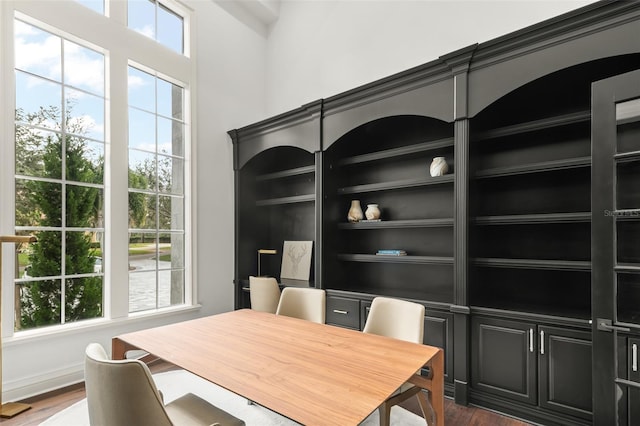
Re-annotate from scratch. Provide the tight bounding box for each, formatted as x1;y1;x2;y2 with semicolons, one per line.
128;65;185;312
8;0;192;334
128;0;184;55
14;20;106;330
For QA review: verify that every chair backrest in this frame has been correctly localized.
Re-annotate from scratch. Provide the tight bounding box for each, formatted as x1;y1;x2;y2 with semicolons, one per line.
363;297;425;344
276;287;326;324
85;343;173;426
249;276;281;313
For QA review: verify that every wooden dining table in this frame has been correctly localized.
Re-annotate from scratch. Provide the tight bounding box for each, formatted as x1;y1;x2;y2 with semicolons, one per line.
112;309;444;426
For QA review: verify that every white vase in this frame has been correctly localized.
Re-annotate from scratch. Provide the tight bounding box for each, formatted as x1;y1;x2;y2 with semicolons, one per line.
365;204;381;220
347;200;364;223
430;156;449;177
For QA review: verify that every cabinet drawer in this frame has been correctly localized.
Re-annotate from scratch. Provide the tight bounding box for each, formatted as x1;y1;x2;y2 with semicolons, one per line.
326;296;360;329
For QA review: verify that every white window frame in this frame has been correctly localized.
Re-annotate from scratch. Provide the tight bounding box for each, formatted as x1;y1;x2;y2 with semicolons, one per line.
1;0;196;339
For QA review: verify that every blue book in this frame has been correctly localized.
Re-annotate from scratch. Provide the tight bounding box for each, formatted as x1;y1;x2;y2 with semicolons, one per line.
376;249;407;255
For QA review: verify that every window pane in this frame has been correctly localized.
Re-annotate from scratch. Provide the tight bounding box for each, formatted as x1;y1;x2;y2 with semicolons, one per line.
15;126;62;179
65;277;103;322
66;88;105;140
65;231;100;274
17;237;33;279
169;270;184;305
157;4;183;54
128;193;157;229
129;270;157;312
128;0;155;40
14;21;61;81
16;180;62;227
129;150;156;190
66;137;104;184
159;269;182;307
64;40;104;96
129;108;156;151
160;232;184;269
19;279;62;330
66;185;102;227
157;155;183;195
128;67;155;112
158;195;183;230
25;231;63;277
157;78;182;120
16;71;62;130
157;117;183;157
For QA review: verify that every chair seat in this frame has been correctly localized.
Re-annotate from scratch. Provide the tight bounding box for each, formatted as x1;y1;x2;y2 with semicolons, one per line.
165;393;245;426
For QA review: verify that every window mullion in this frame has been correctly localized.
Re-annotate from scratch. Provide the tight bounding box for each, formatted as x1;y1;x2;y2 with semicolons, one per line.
107;52;130;320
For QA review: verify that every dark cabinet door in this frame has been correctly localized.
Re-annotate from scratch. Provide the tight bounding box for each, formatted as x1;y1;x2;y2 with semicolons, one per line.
629;338;640;425
362;301;453;383
471;316;537;405
424;310;454;383
538;326;592;420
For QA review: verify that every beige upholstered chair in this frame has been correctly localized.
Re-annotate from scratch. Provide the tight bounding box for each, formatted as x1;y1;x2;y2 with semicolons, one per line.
84;343;245;426
275;287;326;324
249;276;281;313
363;297;433;426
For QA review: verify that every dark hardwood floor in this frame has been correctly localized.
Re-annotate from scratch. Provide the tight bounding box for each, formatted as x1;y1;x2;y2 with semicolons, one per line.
0;361;532;425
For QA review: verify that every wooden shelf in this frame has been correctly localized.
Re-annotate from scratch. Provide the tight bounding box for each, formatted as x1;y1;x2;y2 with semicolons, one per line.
337;253;454;265
256;165;315;181
473;257;591;271
473;110;590;142
614;150;640;164
474;156;590;179
338;174;454;195
338;137;454;166
614;209;640;221
470;305;592;325
255;194;315;206
474;212;591;225
615;263;640;273
339;218;454;229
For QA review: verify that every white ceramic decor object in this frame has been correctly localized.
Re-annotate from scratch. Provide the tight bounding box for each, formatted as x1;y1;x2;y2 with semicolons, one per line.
348;200;364;222
430;156;449;177
365;204;381;220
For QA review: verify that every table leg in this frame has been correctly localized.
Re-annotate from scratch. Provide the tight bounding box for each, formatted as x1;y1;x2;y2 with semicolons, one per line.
429;349;444;425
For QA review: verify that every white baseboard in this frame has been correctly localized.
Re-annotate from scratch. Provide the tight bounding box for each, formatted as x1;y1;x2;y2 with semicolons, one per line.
3;362;84;402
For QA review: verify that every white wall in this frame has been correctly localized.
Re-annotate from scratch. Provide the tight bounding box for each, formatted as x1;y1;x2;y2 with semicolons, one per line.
1;0;267;401
264;0;597;117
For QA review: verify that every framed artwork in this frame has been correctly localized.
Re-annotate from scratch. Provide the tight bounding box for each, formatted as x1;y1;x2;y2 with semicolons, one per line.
280;241;313;281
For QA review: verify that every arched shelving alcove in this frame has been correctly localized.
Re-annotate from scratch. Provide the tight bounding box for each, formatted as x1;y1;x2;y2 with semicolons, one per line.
322;115;455;303
469;54;640;319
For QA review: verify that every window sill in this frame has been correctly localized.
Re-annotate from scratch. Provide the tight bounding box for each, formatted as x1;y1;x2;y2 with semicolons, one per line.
4;304;202;346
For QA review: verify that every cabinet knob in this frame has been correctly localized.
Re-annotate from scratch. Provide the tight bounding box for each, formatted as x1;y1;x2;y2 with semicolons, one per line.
333;309;349;315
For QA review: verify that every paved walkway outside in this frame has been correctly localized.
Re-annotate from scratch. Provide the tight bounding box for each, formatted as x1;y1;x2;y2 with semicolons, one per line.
129;257;174;312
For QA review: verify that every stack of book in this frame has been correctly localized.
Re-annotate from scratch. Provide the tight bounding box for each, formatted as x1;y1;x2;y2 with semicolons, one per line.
376;249;407;256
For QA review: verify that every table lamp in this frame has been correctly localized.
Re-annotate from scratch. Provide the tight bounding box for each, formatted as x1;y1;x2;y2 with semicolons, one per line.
257;249;277;277
0;235;37;418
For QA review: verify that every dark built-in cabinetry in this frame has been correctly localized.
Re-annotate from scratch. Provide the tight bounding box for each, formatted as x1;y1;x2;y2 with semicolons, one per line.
229;2;640;424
